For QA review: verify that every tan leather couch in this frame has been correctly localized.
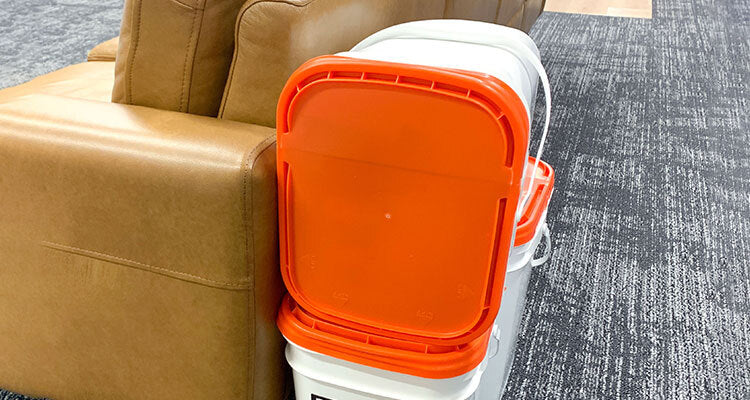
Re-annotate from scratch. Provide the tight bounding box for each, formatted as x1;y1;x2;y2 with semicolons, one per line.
0;1;543;399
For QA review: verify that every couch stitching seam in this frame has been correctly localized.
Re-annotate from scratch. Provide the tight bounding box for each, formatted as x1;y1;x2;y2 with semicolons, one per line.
241;135;277;288
41;241;251;289
252;137;276;400
187;6;206;113
217;0;247;119
241;134;276;400
251;283;257;400
170;0;202;10
126;0;145;103
180;7;200;112
250;184;256;400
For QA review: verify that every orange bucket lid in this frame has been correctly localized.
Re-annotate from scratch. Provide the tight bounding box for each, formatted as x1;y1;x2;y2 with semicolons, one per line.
277;56;529;346
515;158;555;246
277;295;491;379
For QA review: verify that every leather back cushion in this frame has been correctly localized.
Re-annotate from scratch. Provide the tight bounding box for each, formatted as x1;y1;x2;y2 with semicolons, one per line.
445;0;503;23
219;0;545;127
112;0;247;116
218;0;446;127
110;0;544;123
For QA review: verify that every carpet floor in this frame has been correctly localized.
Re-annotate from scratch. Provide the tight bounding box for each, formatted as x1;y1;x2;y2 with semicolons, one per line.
0;0;121;91
505;0;749;399
1;0;748;399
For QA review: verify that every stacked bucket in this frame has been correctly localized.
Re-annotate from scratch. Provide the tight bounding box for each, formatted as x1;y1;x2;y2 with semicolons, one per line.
275;20;555;400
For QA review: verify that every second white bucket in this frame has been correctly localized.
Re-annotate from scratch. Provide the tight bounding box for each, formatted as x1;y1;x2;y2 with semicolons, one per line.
283;216;551;400
476;213;551;400
280;19;555;400
285;340;488;400
340;18;553;214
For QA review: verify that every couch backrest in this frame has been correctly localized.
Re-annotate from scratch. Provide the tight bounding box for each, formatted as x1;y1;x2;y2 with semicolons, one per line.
218;0;545;127
111;0;544;123
112;0;247;116
218;0;446;127
444;0;545;31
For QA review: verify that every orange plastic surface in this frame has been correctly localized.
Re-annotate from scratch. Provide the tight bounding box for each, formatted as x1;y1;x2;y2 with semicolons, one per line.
277;295;491;379
515;158;555;246
277;56;529;346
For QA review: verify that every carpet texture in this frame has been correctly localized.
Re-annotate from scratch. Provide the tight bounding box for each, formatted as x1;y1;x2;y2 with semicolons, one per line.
0;0;748;399
0;0;121;91
506;1;750;399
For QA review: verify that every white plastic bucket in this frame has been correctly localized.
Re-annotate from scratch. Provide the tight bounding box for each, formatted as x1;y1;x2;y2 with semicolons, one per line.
340;19;552;214
284;217;551;400
476;213;551;400
283;20;554;400
345;20;541;120
285;340;487;400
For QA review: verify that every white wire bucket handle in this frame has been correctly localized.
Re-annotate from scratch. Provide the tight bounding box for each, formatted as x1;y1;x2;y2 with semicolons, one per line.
506;48;551;221
531;223;552;267
488;325;501;358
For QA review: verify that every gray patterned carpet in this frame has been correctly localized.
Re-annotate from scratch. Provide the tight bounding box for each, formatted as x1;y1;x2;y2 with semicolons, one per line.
0;0;121;91
1;0;748;399
506;1;750;399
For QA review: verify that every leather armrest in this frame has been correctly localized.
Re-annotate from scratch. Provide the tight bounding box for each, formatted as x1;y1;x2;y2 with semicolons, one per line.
0;94;287;399
87;37;119;61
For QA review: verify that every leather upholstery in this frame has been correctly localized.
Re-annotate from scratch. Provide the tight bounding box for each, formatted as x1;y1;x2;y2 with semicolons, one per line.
218;0;445;127
109;0;544;125
219;0;545;127
521;0;546;32
112;0;248;116
445;0;545;31
0;1;543;398
0;93;286;400
87;37;119;61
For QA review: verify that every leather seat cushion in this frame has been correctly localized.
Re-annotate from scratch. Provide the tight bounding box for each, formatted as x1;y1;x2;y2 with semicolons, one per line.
87;37;119;62
0;62;115;104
